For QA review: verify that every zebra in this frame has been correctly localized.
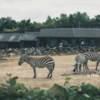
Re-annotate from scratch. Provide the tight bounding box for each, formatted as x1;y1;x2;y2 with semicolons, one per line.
84;52;100;70
73;54;88;72
18;55;55;78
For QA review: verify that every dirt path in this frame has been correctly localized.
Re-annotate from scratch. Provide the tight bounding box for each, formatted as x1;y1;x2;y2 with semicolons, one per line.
0;55;100;90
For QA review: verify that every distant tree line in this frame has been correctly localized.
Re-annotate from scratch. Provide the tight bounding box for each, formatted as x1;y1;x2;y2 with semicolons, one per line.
0;12;100;33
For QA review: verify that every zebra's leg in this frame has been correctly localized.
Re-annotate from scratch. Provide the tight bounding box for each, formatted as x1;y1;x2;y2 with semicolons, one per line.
84;62;87;71
74;64;78;72
96;61;99;70
84;63;87;71
84;61;89;70
49;63;55;78
86;61;89;70
83;63;85;71
76;64;78;72
47;67;53;78
86;65;89;70
33;67;36;78
75;64;79;72
73;65;75;72
73;64;77;72
49;69;53;78
73;64;76;72
79;64;81;72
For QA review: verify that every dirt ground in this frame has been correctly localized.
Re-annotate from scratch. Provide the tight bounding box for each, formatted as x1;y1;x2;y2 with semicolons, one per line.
0;55;100;90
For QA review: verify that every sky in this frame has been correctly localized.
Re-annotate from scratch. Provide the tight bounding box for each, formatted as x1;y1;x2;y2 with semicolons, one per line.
0;0;100;23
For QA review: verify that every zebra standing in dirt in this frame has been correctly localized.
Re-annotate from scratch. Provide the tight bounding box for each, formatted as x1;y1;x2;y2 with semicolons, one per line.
84;52;100;70
18;55;55;78
73;54;88;72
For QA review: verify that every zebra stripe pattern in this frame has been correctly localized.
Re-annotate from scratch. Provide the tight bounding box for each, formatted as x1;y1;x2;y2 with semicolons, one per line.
73;54;88;72
18;55;55;78
84;52;100;70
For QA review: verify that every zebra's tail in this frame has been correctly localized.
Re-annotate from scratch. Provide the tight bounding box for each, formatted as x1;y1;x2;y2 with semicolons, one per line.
52;62;55;70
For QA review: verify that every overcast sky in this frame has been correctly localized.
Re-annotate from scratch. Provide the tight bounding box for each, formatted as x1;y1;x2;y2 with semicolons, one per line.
0;0;100;23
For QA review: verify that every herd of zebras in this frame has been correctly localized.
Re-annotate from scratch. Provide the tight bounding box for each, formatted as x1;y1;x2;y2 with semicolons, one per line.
18;52;100;78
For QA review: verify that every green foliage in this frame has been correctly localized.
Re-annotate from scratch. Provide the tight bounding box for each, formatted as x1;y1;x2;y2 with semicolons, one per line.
68;82;100;100
0;17;18;31
50;84;70;99
0;74;55;100
64;76;71;87
95;15;100;22
59;13;68;25
80;83;99;96
18;19;32;28
24;89;54;100
44;16;56;27
3;28;19;32
0;12;100;32
1;73;100;100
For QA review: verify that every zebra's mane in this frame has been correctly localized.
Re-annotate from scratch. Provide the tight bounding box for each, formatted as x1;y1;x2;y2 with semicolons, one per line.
21;54;54;61
22;54;37;60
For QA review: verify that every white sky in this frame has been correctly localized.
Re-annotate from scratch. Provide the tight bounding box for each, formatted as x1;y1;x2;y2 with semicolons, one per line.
0;0;100;23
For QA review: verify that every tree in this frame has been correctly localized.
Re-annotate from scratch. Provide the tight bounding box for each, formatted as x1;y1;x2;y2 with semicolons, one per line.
18;19;31;28
69;14;74;23
73;12;90;23
0;17;18;32
59;14;68;25
95;15;100;23
44;15;56;27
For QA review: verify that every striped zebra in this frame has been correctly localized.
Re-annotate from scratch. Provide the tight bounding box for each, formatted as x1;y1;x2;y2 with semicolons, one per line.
18;55;55;78
73;54;88;72
84;52;100;70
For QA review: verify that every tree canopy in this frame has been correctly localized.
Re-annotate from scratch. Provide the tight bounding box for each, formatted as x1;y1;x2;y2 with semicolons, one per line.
0;12;100;32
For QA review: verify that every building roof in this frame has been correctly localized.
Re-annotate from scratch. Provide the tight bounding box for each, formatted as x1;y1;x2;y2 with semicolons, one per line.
38;28;100;38
21;32;38;41
0;33;23;42
38;28;73;37
73;28;100;37
0;28;100;43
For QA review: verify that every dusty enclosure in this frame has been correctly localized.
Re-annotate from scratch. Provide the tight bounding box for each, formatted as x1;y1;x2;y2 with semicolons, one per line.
0;55;100;90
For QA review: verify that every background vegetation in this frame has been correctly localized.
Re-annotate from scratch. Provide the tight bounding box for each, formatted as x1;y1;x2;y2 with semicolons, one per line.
0;12;100;33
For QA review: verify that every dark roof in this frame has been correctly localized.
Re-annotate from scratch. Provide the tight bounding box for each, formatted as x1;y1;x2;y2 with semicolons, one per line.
0;33;23;42
38;28;100;38
73;28;100;37
0;28;100;43
38;28;73;37
21;32;38;41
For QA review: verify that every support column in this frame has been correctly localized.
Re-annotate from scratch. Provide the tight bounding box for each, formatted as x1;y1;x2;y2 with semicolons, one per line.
35;38;40;47
52;38;57;47
20;42;24;48
71;39;77;46
90;39;95;46
0;43;2;48
4;43;9;49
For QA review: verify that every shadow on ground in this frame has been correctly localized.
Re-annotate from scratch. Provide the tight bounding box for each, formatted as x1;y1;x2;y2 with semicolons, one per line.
61;69;100;76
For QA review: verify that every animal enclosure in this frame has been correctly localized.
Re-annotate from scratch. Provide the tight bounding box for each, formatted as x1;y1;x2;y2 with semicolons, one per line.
0;55;100;90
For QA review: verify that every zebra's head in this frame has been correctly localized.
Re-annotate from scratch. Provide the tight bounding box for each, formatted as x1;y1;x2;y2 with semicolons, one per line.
18;55;24;65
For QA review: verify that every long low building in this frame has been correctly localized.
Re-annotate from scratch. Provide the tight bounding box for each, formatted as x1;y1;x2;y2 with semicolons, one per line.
38;28;100;38
38;28;100;47
21;32;39;47
0;28;100;48
0;33;24;48
0;32;38;48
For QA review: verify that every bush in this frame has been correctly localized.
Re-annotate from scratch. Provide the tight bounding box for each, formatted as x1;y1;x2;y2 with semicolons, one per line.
0;74;100;100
